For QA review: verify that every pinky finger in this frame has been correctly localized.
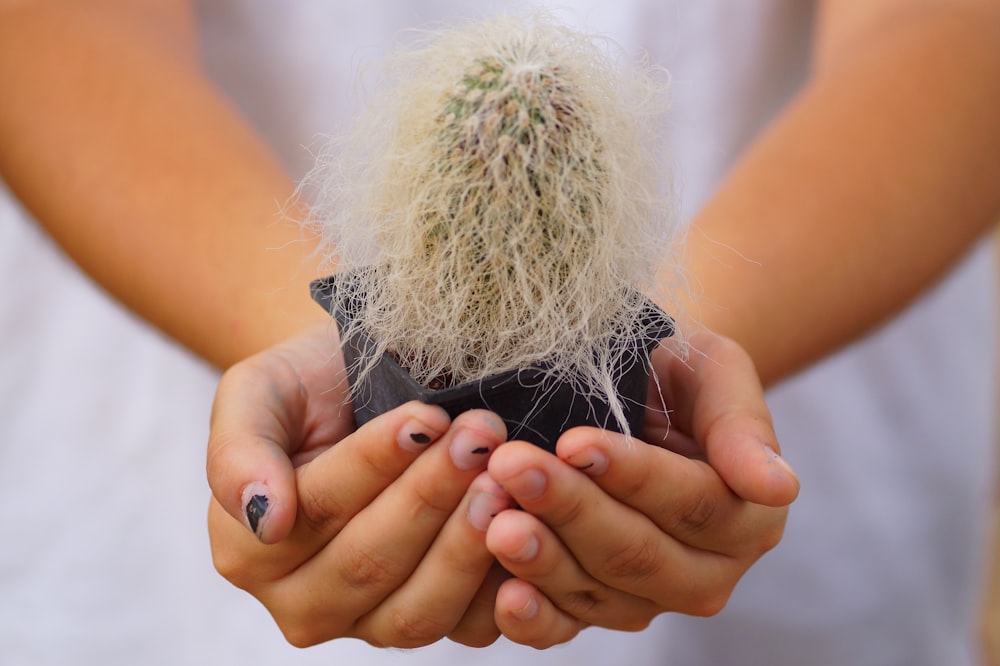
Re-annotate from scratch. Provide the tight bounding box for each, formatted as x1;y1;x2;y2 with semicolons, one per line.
494;578;586;649
447;564;509;647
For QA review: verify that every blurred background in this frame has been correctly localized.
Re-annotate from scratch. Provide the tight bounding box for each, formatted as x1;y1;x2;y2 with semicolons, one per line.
985;229;1000;666
987;497;998;665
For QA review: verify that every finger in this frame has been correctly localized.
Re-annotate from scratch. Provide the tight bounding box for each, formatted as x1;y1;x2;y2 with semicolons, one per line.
487;508;659;632
353;473;514;648
488;441;739;612
209;400;452;587
494;578;587;649
654;331;800;506
206;323;352;544
556;427;778;555
448;563;509;647
207;355;311;544
293;400;453;539
265;410;507;645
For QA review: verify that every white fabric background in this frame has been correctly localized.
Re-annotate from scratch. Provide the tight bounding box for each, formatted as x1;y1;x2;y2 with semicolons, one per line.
0;1;994;664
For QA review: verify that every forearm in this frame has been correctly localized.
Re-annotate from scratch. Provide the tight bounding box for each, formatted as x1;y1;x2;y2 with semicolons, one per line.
0;1;326;369
681;3;1000;386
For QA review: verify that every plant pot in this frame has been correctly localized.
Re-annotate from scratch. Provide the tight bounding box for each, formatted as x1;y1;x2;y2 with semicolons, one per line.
311;275;673;453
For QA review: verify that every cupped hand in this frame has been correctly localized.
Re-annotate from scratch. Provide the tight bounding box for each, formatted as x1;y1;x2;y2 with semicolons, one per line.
481;330;800;648
206;324;514;648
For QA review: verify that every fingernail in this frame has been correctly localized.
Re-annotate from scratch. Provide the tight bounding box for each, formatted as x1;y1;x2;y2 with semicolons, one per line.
241;483;271;541
398;417;444;453
468;491;512;531
502;468;547;502
504;534;539;562
450;429;499;470
512;593;539;621
567;448;609;476
762;443;796;478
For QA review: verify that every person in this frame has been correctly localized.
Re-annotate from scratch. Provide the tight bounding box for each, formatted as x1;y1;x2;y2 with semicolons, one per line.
0;2;333;664
201;1;1000;665
0;2;792;665
207;322;796;650
0;1;995;665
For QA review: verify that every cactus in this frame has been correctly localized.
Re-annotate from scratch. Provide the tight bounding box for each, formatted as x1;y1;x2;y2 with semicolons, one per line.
302;13;679;434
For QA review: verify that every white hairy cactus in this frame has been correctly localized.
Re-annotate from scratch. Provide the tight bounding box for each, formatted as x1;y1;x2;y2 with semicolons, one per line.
302;12;680;432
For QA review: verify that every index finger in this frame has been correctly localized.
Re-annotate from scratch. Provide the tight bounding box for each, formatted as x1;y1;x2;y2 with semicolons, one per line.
209;400;454;586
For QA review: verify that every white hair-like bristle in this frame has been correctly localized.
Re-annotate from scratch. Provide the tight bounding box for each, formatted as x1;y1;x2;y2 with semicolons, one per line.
300;11;682;435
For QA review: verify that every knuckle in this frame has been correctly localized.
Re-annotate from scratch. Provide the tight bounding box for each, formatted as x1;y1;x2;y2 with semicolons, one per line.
754;519;786;556
602;535;663;582
614;613;655;633
337;542;402;593
380;606;452;648
208;529;257;589
279;621;325;649
671;562;734;617
297;482;348;536
670;490;719;537
688;589;732;617
410;474;458;520
449;626;502;648
277;612;352;649
437;543;490;580
614;456;655;505
560;589;602;619
210;547;249;588
271;602;348;648
547;492;587;529
699;330;744;362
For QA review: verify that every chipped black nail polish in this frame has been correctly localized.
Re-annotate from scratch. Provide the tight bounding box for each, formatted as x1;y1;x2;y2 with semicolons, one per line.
472;446;490;454
245;494;269;538
575;462;595;471
410;432;432;444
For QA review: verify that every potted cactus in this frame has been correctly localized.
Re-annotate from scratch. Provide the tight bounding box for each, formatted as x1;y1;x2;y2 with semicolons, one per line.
306;13;679;451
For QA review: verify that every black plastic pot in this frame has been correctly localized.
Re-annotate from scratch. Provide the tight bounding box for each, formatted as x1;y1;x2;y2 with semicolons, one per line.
311;275;673;453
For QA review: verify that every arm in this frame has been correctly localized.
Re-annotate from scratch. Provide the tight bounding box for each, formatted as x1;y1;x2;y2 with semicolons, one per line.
488;0;1000;641
0;0;325;368
681;0;1000;385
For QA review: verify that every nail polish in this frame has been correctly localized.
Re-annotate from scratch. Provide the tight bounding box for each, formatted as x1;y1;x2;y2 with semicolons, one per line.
398;418;440;452
241;483;271;541
567;448;609;476
245;495;268;538
450;429;498;470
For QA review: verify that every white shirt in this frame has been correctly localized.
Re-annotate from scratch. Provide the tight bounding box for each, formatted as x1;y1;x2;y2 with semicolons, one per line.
0;1;993;664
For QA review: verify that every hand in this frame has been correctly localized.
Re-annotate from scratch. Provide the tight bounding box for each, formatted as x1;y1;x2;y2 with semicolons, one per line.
480;330;800;648
206;324;514;648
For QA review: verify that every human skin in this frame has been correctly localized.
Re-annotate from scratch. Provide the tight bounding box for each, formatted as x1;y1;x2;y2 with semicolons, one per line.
0;0;327;368
679;0;1000;385
4;0;999;651
206;325;796;647
2;0;996;380
223;0;1000;644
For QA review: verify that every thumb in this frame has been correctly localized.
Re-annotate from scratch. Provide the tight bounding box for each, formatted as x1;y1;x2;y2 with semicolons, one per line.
664;330;800;507
206;356;307;544
705;414;800;508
